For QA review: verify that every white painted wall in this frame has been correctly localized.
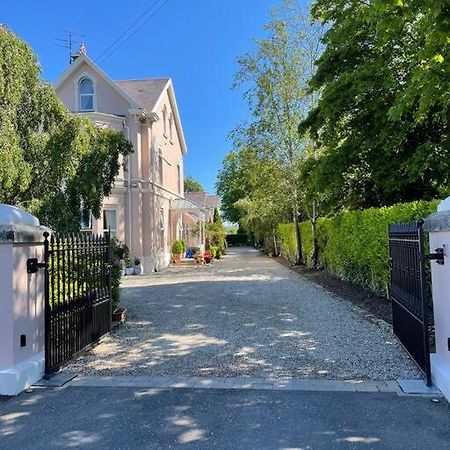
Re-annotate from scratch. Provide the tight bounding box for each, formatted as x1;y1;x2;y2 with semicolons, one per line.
427;197;450;401
0;206;47;395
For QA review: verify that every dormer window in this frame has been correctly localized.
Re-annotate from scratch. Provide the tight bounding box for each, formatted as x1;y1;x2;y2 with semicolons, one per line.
79;77;94;111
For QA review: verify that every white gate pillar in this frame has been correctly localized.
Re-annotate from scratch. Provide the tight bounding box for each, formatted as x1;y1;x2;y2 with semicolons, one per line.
0;204;50;395
424;197;450;401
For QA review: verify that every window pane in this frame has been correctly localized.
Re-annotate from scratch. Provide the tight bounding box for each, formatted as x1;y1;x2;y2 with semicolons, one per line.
159;155;163;184
103;210;117;231
80;211;92;229
79;78;93;94
80;95;93;111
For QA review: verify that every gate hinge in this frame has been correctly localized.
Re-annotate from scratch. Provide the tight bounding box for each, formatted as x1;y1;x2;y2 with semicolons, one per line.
425;248;445;265
27;258;46;274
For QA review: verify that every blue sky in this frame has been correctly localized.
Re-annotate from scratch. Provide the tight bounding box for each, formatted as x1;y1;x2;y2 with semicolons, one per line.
2;0;299;193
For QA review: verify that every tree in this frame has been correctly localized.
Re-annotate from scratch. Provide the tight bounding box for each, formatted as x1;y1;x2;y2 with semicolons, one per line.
300;0;450;211
184;176;204;193
0;26;132;231
231;0;323;264
213;207;223;226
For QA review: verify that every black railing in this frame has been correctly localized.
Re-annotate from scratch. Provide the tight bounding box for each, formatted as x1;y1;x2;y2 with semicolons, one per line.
44;231;112;374
388;221;431;386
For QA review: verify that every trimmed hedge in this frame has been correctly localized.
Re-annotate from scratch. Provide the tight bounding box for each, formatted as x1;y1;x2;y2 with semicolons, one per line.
279;200;439;295
226;233;250;246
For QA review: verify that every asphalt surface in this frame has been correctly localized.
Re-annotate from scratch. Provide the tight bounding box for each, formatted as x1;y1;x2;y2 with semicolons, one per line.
63;248;420;380
0;386;449;450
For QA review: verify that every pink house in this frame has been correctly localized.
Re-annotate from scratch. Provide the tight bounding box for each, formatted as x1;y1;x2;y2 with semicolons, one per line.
54;50;205;273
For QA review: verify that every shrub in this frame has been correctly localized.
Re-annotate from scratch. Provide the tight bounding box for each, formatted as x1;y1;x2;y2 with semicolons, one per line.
226;233;249;246
110;238;125;312
171;240;184;255
278;200;439;295
277;223;297;261
209;246;217;258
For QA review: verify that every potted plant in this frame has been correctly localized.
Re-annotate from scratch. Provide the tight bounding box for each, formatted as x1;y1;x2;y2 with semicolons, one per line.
204;250;213;264
171;240;184;263
111;239;127;322
112;306;127;323
133;257;143;275
114;241;130;276
124;254;135;275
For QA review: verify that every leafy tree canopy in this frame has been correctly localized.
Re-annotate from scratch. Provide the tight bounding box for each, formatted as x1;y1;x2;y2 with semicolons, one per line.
300;0;450;210
0;27;132;231
184;176;204;192
218;1;323;262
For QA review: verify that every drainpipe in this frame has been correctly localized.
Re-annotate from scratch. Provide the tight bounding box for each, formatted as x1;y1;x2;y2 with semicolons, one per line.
123;121;132;247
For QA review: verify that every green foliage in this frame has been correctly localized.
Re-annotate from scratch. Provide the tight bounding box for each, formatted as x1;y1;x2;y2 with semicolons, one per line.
280;200;439;295
300;0;450;211
110;238;127;312
226;233;249;246
171;240;184;255
216;149;261;224
184;176;204;193
213;207;223;226
205;221;226;253
0;27;133;231
277;223;298;262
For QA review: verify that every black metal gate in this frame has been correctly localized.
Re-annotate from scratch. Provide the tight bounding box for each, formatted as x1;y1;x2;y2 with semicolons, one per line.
43;231;112;374
388;221;432;385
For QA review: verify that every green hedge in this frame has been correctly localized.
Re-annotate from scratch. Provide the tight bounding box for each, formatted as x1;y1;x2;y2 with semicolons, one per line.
226;233;250;246
279;200;439;295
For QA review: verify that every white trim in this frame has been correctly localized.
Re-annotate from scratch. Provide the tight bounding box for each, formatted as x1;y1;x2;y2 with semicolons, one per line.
78;111;125;125
0;352;44;396
74;72;98;112
431;354;450;401
152;79;187;155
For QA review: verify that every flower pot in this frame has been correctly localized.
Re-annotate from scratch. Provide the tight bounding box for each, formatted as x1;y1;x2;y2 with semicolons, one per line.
112;307;126;323
172;253;182;264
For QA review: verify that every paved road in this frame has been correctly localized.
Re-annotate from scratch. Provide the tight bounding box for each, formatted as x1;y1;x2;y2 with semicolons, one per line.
64;247;420;380
2;248;449;449
1;386;449;450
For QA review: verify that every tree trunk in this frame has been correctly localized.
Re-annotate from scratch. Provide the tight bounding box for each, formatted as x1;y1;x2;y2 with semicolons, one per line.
311;201;318;269
272;228;278;257
292;201;303;265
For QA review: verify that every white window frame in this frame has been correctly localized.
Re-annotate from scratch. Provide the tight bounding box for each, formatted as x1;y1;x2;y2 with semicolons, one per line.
80;210;93;232
159;208;165;246
177;163;181;194
74;72;97;112
103;209;117;238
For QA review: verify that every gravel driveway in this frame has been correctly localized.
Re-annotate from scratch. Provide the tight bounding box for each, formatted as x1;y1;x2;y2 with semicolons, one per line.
64;247;421;380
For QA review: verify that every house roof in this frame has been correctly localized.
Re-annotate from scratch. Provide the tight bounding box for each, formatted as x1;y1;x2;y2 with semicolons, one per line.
170;198;205;212
116;77;187;155
115;79;170;113
185;193;221;209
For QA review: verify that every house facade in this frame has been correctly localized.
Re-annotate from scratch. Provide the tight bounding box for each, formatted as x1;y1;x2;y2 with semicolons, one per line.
54;51;205;273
